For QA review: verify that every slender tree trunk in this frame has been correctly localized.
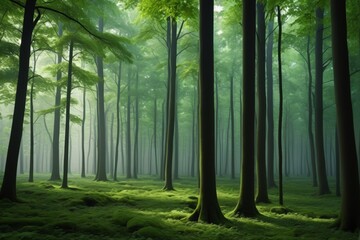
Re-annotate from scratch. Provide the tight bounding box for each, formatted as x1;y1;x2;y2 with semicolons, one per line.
174;108;179;179
232;0;259;217
95;17;107;181
153;97;158;175
29;79;35;182
331;0;360;230
191;88;196;178
230;75;235;180
215;72;219;175
81;88;86;178
114;63;122;180
163;18;177;191
255;2;269;203
189;0;226;223
133;72;139;179
109;113;114;179
61;39;74;189
50;22;62;181
315;7;330;195
266;18;276;188
277;5;284;206
0;0;38;200
335;125;340;197
306;36;317;187
126;68;132;178
160;100;165;180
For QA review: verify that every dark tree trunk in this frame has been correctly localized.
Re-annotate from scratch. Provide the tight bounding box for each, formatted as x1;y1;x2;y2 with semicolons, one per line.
215;72;219;176
163;18;177;191
95;17;107;181
109;113;114;179
266;18;276;188
0;0;38;200
189;0;226;223
255;2;269;203
306;36;317;187
160;100;165;180
61;39;74;189
114;62;122;180
50;22;62;181
315;8;330;195
81;88;86;178
174;108;179;179
277;5;284;206
232;0;259;217
191;87;196;178
330;0;360;230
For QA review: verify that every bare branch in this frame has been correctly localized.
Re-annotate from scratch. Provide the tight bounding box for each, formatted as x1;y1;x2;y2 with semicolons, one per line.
176;20;185;40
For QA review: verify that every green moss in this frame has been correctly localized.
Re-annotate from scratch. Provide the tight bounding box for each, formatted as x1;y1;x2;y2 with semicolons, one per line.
126;216;165;232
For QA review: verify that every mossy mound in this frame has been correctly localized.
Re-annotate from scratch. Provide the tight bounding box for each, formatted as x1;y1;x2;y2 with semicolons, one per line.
126;216;166;232
270;207;293;215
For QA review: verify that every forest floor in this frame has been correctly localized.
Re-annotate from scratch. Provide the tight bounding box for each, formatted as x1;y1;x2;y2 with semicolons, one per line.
0;174;359;240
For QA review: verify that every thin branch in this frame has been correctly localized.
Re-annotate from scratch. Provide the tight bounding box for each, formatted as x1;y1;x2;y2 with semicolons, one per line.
176;20;185;40
350;69;360;77
177;45;190;57
178;31;194;40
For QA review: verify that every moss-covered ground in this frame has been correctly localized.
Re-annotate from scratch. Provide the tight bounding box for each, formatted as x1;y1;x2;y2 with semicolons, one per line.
0;174;358;240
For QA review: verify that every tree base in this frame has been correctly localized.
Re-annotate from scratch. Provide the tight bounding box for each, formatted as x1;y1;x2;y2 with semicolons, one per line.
231;204;260;218
189;206;228;225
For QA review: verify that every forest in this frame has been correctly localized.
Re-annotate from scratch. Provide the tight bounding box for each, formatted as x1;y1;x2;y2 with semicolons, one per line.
0;0;359;239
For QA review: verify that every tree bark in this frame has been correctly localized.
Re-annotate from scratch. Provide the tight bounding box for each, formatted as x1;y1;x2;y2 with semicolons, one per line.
163;18;177;191
81;88;86;178
126;67;132;179
232;0;259;217
330;0;360;230
230;75;235;180
133;72;139;179
95;17;107;181
315;7;330;195
255;2;270;203
29;78;35;182
266;18;276;188
61;39;74;189
189;0;226;224
114;62;122;180
306;36;317;187
277;5;284;206
0;0;38;200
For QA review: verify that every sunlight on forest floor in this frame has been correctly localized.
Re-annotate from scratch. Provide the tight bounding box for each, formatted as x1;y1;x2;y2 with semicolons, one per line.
0;174;358;240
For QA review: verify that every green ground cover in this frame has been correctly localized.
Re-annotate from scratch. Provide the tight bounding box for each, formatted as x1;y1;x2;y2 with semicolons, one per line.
0;174;358;240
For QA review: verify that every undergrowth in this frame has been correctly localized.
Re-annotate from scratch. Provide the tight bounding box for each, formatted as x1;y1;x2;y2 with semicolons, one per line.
0;174;358;240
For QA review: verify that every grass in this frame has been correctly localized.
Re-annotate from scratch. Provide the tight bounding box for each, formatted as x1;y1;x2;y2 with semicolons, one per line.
0;174;359;240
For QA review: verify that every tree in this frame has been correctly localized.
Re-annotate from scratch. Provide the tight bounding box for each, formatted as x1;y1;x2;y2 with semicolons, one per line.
232;0;259;217
0;0;39;201
266;17;277;189
189;0;226;224
255;1;270;203
330;0;360;231
61;39;74;189
314;6;330;195
50;22;63;181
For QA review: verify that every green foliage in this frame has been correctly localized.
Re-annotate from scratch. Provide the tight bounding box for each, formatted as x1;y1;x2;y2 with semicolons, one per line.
0;175;358;240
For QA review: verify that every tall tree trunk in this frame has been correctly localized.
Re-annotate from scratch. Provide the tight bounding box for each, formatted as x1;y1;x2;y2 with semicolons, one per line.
50;22;62;181
215;72;219;175
306;36;317;187
277;5;284;206
95;17;107;181
0;0;38;200
133;72;139;179
160;100;165;180
232;0;259;217
330;0;360;230
109;113;114;179
61;39;74;189
114;62;122;180
230;75;235;180
191;87;196;178
153;97;158;175
315;7;330;195
189;0;226;223
126;67;132;178
163;18;177;191
174;108;179;179
81;88;86;178
255;2;269;203
266;18;276;188
29;79;35;182
335;125;340;197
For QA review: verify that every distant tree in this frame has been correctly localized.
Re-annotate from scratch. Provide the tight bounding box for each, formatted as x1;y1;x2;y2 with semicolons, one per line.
232;0;259;217
330;0;360;231
314;6;330;195
114;62;122;181
189;0;226;224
